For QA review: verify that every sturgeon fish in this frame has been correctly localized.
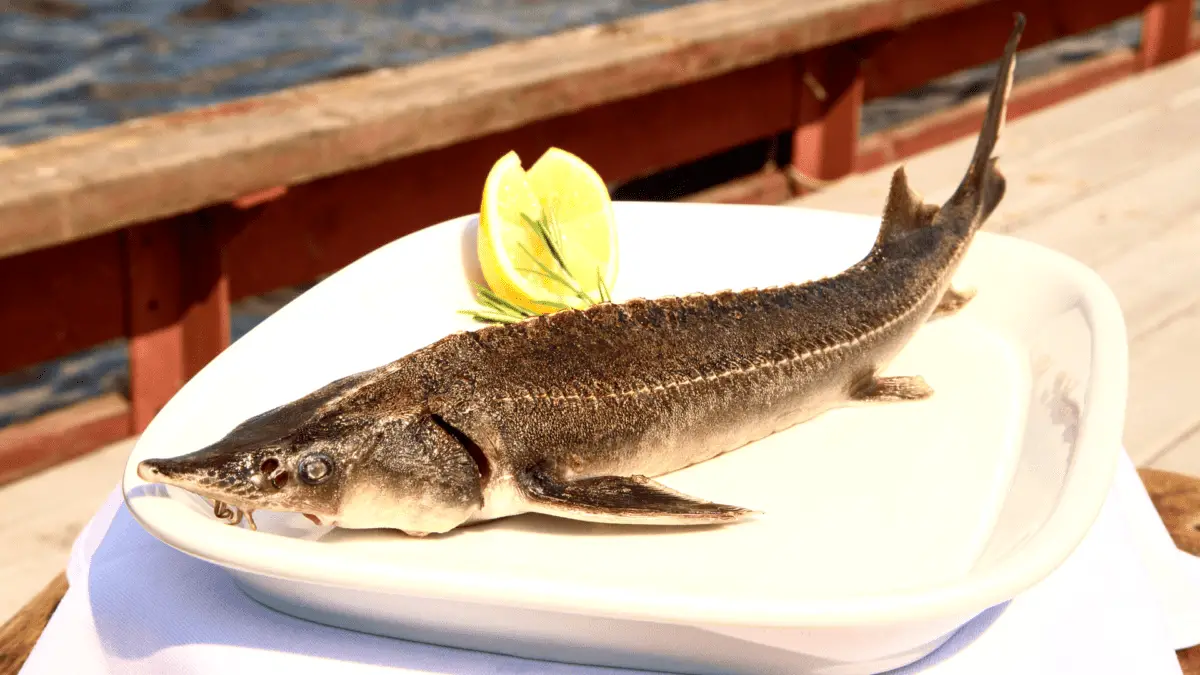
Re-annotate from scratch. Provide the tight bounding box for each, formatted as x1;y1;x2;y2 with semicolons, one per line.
138;16;1025;537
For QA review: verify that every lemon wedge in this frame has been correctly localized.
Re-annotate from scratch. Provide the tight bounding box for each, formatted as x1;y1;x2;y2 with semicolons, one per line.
478;147;618;314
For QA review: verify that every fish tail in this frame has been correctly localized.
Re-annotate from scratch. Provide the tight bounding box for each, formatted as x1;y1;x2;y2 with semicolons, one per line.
946;12;1024;230
871;13;1023;252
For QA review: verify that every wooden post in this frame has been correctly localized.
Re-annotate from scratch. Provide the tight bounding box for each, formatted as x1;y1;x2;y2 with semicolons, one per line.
181;219;233;379
1140;0;1194;68
123;213;231;432
124;218;187;432
791;45;865;194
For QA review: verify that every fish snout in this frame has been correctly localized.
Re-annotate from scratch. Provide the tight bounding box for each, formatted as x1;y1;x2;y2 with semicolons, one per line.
137;458;172;483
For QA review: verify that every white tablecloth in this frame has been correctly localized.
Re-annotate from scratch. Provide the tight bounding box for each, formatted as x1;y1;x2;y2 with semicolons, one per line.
19;452;1200;675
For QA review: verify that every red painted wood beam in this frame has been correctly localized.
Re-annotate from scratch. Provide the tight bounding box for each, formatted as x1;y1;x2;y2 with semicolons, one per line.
1141;0;1194;68
0;394;131;486
0;234;125;374
181;220;234;380
861;0;1150;102
123;214;232;432
690;43;1148;206
856;46;1140;172
683;170;793;206
222;58;796;301
124;218;188;431
792;44;866;188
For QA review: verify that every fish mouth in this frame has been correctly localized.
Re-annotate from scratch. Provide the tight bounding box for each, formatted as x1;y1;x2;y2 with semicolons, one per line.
136;457;193;488
137;458;221;494
137;458;252;508
137;458;330;529
137;458;174;483
139;458;265;529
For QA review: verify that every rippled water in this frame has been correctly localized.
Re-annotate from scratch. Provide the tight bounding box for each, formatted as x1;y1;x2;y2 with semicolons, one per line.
0;3;1156;428
1;0;695;145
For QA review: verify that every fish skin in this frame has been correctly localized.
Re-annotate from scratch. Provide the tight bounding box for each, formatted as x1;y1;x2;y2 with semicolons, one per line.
138;15;1025;537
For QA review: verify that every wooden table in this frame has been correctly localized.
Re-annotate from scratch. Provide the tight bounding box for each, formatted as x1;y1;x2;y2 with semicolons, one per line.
1;469;1198;674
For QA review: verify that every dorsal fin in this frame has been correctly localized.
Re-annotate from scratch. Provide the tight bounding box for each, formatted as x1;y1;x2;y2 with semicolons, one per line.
872;166;941;250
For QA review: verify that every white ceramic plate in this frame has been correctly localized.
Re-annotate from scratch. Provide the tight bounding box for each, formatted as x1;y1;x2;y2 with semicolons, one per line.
123;201;1128;675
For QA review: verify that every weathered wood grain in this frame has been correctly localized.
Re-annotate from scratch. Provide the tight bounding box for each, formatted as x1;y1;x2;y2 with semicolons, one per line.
0;0;998;261
0;571;64;675
0;436;133;626
1127;303;1200;468
1151;421;1200;478
0;394;130;487
1092;212;1200;341
1010;150;1200;275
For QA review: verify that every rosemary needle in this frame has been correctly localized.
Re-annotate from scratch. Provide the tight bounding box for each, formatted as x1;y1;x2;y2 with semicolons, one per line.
465;210;610;324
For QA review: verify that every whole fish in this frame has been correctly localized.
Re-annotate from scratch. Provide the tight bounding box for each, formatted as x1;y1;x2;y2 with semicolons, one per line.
138;16;1024;537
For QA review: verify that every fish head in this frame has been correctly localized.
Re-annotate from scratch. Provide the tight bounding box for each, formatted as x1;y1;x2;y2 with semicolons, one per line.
137;368;486;534
135;417;364;525
331;410;488;534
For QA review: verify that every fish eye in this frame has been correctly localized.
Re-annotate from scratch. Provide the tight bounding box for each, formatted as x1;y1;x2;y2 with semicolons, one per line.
298;453;334;485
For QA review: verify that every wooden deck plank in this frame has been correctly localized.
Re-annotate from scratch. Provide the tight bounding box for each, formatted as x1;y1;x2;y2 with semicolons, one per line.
1010;147;1200;275
1091;211;1200;342
788;51;1200;470
0;395;131;487
1128;302;1200;468
1150;421;1200;477
0;437;133;622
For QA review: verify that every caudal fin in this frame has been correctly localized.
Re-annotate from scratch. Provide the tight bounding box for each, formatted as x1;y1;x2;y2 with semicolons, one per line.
873;13;1024;249
946;13;1023;227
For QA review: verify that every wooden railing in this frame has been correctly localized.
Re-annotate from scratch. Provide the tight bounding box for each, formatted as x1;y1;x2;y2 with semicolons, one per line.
0;0;1196;485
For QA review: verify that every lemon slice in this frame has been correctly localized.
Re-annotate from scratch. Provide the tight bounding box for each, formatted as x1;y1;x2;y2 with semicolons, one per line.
478;147;618;314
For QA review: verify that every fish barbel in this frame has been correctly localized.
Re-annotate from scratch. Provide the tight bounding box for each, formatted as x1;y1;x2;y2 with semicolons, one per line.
138;15;1025;537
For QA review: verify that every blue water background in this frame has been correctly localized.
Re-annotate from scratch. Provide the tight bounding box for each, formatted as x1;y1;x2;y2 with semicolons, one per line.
1;0;699;145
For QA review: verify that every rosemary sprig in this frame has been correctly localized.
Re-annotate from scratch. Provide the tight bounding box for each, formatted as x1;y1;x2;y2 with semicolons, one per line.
596;268;612;303
516;242;594;307
521;212;571;278
464;209;611;324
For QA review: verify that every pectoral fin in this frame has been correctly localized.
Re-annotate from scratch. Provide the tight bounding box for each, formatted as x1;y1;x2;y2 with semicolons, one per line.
517;467;757;525
853;375;934;403
932;287;976;319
